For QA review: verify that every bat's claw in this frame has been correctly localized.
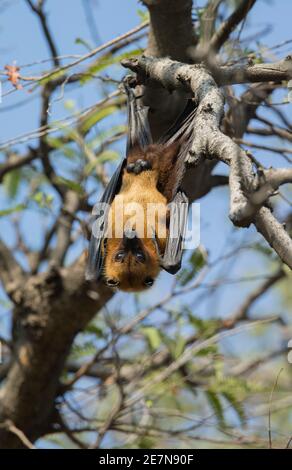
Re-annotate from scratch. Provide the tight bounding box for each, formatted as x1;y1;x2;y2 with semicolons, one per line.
126;159;151;174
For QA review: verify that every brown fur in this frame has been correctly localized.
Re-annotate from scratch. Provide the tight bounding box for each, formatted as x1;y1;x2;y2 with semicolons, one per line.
103;143;180;291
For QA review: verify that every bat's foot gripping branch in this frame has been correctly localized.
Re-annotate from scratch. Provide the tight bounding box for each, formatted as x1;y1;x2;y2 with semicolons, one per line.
126;159;152;174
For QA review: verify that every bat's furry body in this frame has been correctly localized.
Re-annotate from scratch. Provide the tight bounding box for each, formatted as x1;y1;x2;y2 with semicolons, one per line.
86;80;196;291
104;143;180;291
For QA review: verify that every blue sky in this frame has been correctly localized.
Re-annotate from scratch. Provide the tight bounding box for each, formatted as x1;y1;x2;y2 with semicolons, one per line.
0;0;291;327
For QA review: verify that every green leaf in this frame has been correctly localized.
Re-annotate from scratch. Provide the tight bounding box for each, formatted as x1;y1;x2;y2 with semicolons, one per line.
47;137;78;160
75;37;92;51
222;391;246;425
137;8;149;22
187;311;220;338
177;246;208;286
80;105;119;134
196;345;218;356
141;326;162;351
85;323;103;337
39;69;66;86
81;49;142;83
84;150;120;175
253;242;274;257
0;204;26;217
31;191;54;208
137;436;155;449
173;336;187;359
206;390;225;428
3;169;21;198
88;125;126;149
46;137;64;149
55;176;84;194
64;99;76;111
70;341;97;359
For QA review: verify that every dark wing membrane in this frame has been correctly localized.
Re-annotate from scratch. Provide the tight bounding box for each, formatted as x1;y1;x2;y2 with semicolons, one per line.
161;191;189;274
158;99;197;146
85;159;125;281
124;79;152;154
158;100;196;273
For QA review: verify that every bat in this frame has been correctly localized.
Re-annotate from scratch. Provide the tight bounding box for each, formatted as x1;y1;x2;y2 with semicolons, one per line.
86;78;197;291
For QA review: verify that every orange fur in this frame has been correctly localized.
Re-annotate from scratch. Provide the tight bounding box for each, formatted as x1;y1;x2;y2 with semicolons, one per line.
103;143;180;291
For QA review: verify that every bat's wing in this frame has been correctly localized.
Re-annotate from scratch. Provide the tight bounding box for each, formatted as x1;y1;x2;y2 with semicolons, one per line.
158;99;197;146
160;190;189;274
158;100;196;274
85;159;125;281
124;78;152;153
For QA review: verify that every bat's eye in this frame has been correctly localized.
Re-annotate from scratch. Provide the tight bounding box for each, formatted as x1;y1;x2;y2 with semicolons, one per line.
144;277;154;287
136;252;146;263
106;279;120;287
114;251;125;262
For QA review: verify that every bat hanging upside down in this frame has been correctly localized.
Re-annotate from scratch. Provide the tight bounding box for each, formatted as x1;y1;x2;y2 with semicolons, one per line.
103;142;181;291
86;80;196;292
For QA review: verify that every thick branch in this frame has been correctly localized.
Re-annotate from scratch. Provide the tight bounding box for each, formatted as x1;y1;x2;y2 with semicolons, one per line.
218;56;292;85
254;207;292;268
143;0;196;61
141;0;197;140
0;239;24;293
199;0;224;47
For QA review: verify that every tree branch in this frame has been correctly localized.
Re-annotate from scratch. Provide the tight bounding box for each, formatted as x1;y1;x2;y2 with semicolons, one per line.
50;190;80;267
226;268;285;326
218;55;292;85
25;0;60;66
0;238;24;293
254;207;292;268
0;148;37;183
199;0;224;47
143;0;196;61
210;0;257;51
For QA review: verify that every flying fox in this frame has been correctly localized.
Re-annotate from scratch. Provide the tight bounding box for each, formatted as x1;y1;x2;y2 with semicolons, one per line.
86;79;196;291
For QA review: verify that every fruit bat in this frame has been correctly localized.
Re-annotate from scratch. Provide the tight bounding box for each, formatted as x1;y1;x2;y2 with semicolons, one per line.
86;79;197;291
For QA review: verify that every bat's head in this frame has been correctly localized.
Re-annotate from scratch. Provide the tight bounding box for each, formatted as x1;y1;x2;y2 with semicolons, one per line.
103;230;161;292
